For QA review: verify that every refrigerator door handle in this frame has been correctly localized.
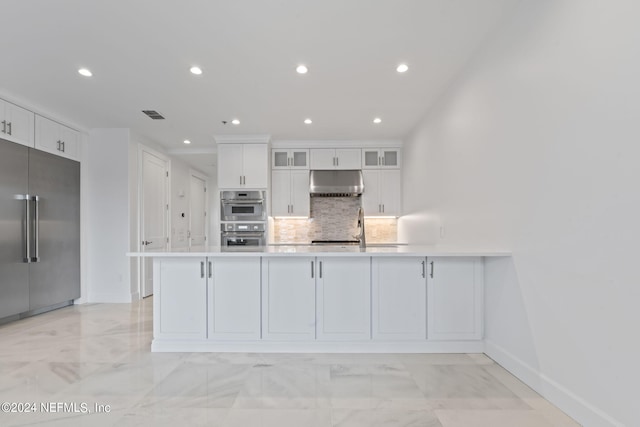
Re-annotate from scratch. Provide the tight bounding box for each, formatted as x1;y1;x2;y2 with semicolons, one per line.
32;195;40;262
24;195;31;263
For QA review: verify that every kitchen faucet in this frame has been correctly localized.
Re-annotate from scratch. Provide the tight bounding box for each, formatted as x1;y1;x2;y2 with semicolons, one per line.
354;207;366;248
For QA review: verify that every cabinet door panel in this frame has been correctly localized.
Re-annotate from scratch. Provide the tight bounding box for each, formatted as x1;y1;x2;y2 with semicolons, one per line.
243;144;268;188
291;150;308;168
362;170;380;216
217;144;244;188
427;257;483;340
209;257;261;340
262;258;316;340
59;125;80;160
35;115;60;154
271;170;291;216
310;148;335;169
379;169;401;216
290;170;310;216
372;258;426;340
272;150;289;168
4;102;34;147
381;149;400;168
156;258;207;339
335;149;361;169
317;257;371;340
362;149;380;168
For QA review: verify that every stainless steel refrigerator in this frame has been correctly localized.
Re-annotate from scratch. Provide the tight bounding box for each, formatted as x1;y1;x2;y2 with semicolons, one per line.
0;137;80;321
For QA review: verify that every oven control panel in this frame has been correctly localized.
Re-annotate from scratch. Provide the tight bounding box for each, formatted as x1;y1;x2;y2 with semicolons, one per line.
221;223;266;232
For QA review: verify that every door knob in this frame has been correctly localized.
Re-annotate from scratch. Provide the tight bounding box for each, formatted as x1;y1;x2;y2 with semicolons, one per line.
142;240;153;246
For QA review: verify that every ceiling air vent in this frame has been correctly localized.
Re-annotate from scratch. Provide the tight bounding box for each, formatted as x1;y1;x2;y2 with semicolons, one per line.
142;110;165;120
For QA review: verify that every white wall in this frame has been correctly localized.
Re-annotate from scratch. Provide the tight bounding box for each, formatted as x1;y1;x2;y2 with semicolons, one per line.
209;173;219;246
128;138;139;299
87;129;132;303
170;159;191;249
400;1;639;425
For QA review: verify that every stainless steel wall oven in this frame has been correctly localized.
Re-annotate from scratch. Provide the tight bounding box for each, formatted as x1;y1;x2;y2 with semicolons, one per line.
221;223;266;249
220;190;266;221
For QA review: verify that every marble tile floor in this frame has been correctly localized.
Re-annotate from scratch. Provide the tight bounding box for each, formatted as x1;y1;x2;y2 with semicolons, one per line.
0;298;580;427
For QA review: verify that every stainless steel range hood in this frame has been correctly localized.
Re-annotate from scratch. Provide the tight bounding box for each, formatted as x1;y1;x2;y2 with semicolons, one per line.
309;170;364;197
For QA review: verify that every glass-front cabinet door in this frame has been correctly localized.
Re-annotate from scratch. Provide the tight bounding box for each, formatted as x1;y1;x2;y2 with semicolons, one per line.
273;150;289;168
291;150;308;168
272;149;309;169
362;149;401;169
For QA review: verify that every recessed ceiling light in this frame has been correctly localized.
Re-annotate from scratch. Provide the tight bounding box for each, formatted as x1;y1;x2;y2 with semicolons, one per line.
304;118;312;124
183;140;191;144
190;66;203;75
396;63;409;73
373;118;382;124
78;68;92;77
296;65;308;74
231;119;240;125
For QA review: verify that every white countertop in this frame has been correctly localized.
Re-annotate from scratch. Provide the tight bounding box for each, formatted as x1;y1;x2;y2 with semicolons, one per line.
127;245;510;257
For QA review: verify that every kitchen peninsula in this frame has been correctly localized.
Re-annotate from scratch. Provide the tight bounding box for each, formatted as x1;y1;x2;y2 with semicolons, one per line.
128;246;509;353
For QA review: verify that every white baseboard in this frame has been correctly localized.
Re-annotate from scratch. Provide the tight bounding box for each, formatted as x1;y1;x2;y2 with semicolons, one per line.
151;339;485;353
88;292;132;303
484;340;623;427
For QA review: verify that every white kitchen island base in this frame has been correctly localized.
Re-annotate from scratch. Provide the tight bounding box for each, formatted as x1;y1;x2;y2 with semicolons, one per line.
132;246;509;354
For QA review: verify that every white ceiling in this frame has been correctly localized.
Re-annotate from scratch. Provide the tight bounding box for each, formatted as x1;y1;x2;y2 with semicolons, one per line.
1;0;517;154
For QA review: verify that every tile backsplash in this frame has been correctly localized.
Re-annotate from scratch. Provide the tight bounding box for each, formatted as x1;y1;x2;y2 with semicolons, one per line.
271;197;397;243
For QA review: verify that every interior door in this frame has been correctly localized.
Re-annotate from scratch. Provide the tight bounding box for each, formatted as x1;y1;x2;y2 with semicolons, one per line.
189;172;207;247
141;150;168;298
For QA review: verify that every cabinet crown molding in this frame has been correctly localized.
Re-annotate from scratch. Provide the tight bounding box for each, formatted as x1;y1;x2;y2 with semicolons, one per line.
214;134;271;144
271;139;402;149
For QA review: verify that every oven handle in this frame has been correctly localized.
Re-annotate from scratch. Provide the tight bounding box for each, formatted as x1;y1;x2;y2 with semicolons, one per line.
221;199;264;204
222;232;266;238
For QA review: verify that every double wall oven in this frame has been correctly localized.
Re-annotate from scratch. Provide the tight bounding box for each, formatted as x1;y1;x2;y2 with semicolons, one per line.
220;190;266;249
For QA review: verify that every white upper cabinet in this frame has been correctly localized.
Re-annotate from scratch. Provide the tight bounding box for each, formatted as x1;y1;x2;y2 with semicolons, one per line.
0;98;35;148
272;149;309;169
217;143;268;189
310;148;361;170
271;169;310;217
35;115;80;161
362;148;401;169
427;257;483;341
362;169;401;216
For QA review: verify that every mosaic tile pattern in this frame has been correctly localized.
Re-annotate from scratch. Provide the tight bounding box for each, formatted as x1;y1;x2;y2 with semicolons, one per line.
272;197;398;244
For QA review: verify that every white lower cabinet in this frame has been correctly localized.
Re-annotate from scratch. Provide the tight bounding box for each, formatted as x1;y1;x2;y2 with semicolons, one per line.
208;257;261;340
316;257;371;340
427;257;483;340
154;257;207;340
152;255;485;348
262;257;316;340
372;257;427;340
